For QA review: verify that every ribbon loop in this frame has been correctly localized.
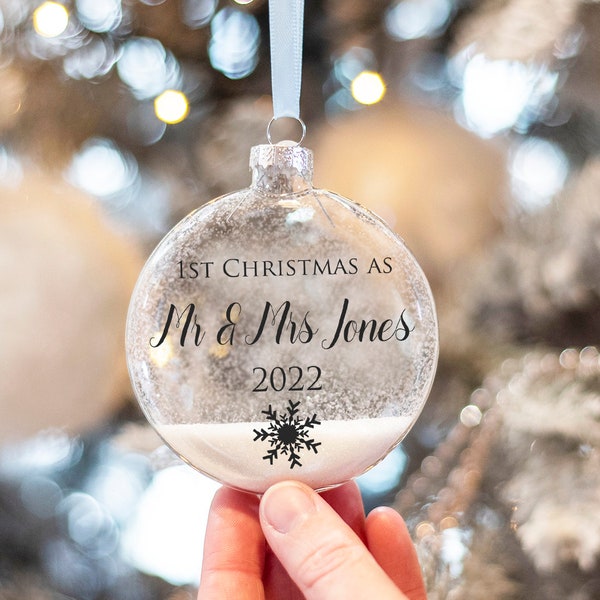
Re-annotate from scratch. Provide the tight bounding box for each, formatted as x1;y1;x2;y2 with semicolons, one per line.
269;0;305;121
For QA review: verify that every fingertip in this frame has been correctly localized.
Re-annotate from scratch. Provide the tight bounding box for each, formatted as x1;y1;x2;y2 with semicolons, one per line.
367;505;408;531
366;507;426;600
260;481;317;534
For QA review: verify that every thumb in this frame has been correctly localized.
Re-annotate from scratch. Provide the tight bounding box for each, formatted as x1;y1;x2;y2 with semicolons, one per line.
259;481;407;600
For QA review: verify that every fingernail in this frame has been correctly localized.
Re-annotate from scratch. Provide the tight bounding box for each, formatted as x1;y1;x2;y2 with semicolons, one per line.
261;482;317;534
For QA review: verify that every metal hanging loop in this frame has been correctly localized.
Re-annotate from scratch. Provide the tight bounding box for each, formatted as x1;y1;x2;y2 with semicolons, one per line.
266;116;306;146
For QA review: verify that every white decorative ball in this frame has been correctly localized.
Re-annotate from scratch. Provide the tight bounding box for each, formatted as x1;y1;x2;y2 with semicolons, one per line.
0;171;141;441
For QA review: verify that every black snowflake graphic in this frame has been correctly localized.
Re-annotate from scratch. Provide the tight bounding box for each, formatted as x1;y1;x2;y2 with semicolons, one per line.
253;399;321;469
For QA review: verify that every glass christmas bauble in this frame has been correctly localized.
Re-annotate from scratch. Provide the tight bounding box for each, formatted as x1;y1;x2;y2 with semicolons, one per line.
126;143;438;493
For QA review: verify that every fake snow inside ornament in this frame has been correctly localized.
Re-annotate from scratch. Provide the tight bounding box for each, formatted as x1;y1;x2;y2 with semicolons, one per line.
126;143;438;493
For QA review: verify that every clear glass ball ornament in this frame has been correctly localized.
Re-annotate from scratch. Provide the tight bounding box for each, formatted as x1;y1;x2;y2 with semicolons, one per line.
126;143;438;493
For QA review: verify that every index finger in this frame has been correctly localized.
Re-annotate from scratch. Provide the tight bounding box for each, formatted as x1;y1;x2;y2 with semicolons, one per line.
366;507;427;600
198;487;266;600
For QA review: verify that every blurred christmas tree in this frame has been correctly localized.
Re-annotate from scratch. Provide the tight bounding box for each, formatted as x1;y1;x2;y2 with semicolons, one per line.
1;0;600;598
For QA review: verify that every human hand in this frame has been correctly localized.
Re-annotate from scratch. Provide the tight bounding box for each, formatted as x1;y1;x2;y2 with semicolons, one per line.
198;480;427;600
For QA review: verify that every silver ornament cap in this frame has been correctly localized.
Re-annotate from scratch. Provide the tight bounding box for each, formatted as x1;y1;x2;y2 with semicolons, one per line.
250;142;313;195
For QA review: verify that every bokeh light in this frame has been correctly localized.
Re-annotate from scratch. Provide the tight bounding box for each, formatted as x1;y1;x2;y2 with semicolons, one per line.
0;146;23;187
61;492;119;558
460;55;533;136
126;101;168;146
20;476;63;519
455;53;558;137
510;137;569;211
357;445;408;497
181;0;217;29
63;37;119;80
33;1;69;38
67;138;139;200
326;47;378;115
117;37;181;100
351;71;386;105
75;0;122;33
334;47;377;86
208;7;260;79
324;88;357;116
28;10;87;61
385;0;452;41
123;173;173;234
440;527;470;578
0;430;83;477
154;89;190;124
459;404;483;427
121;465;219;585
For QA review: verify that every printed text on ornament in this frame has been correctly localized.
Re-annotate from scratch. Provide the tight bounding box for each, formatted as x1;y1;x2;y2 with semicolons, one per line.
148;298;415;350
177;256;393;278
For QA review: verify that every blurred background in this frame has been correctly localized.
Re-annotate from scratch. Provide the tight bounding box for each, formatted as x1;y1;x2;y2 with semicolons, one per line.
1;0;600;598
